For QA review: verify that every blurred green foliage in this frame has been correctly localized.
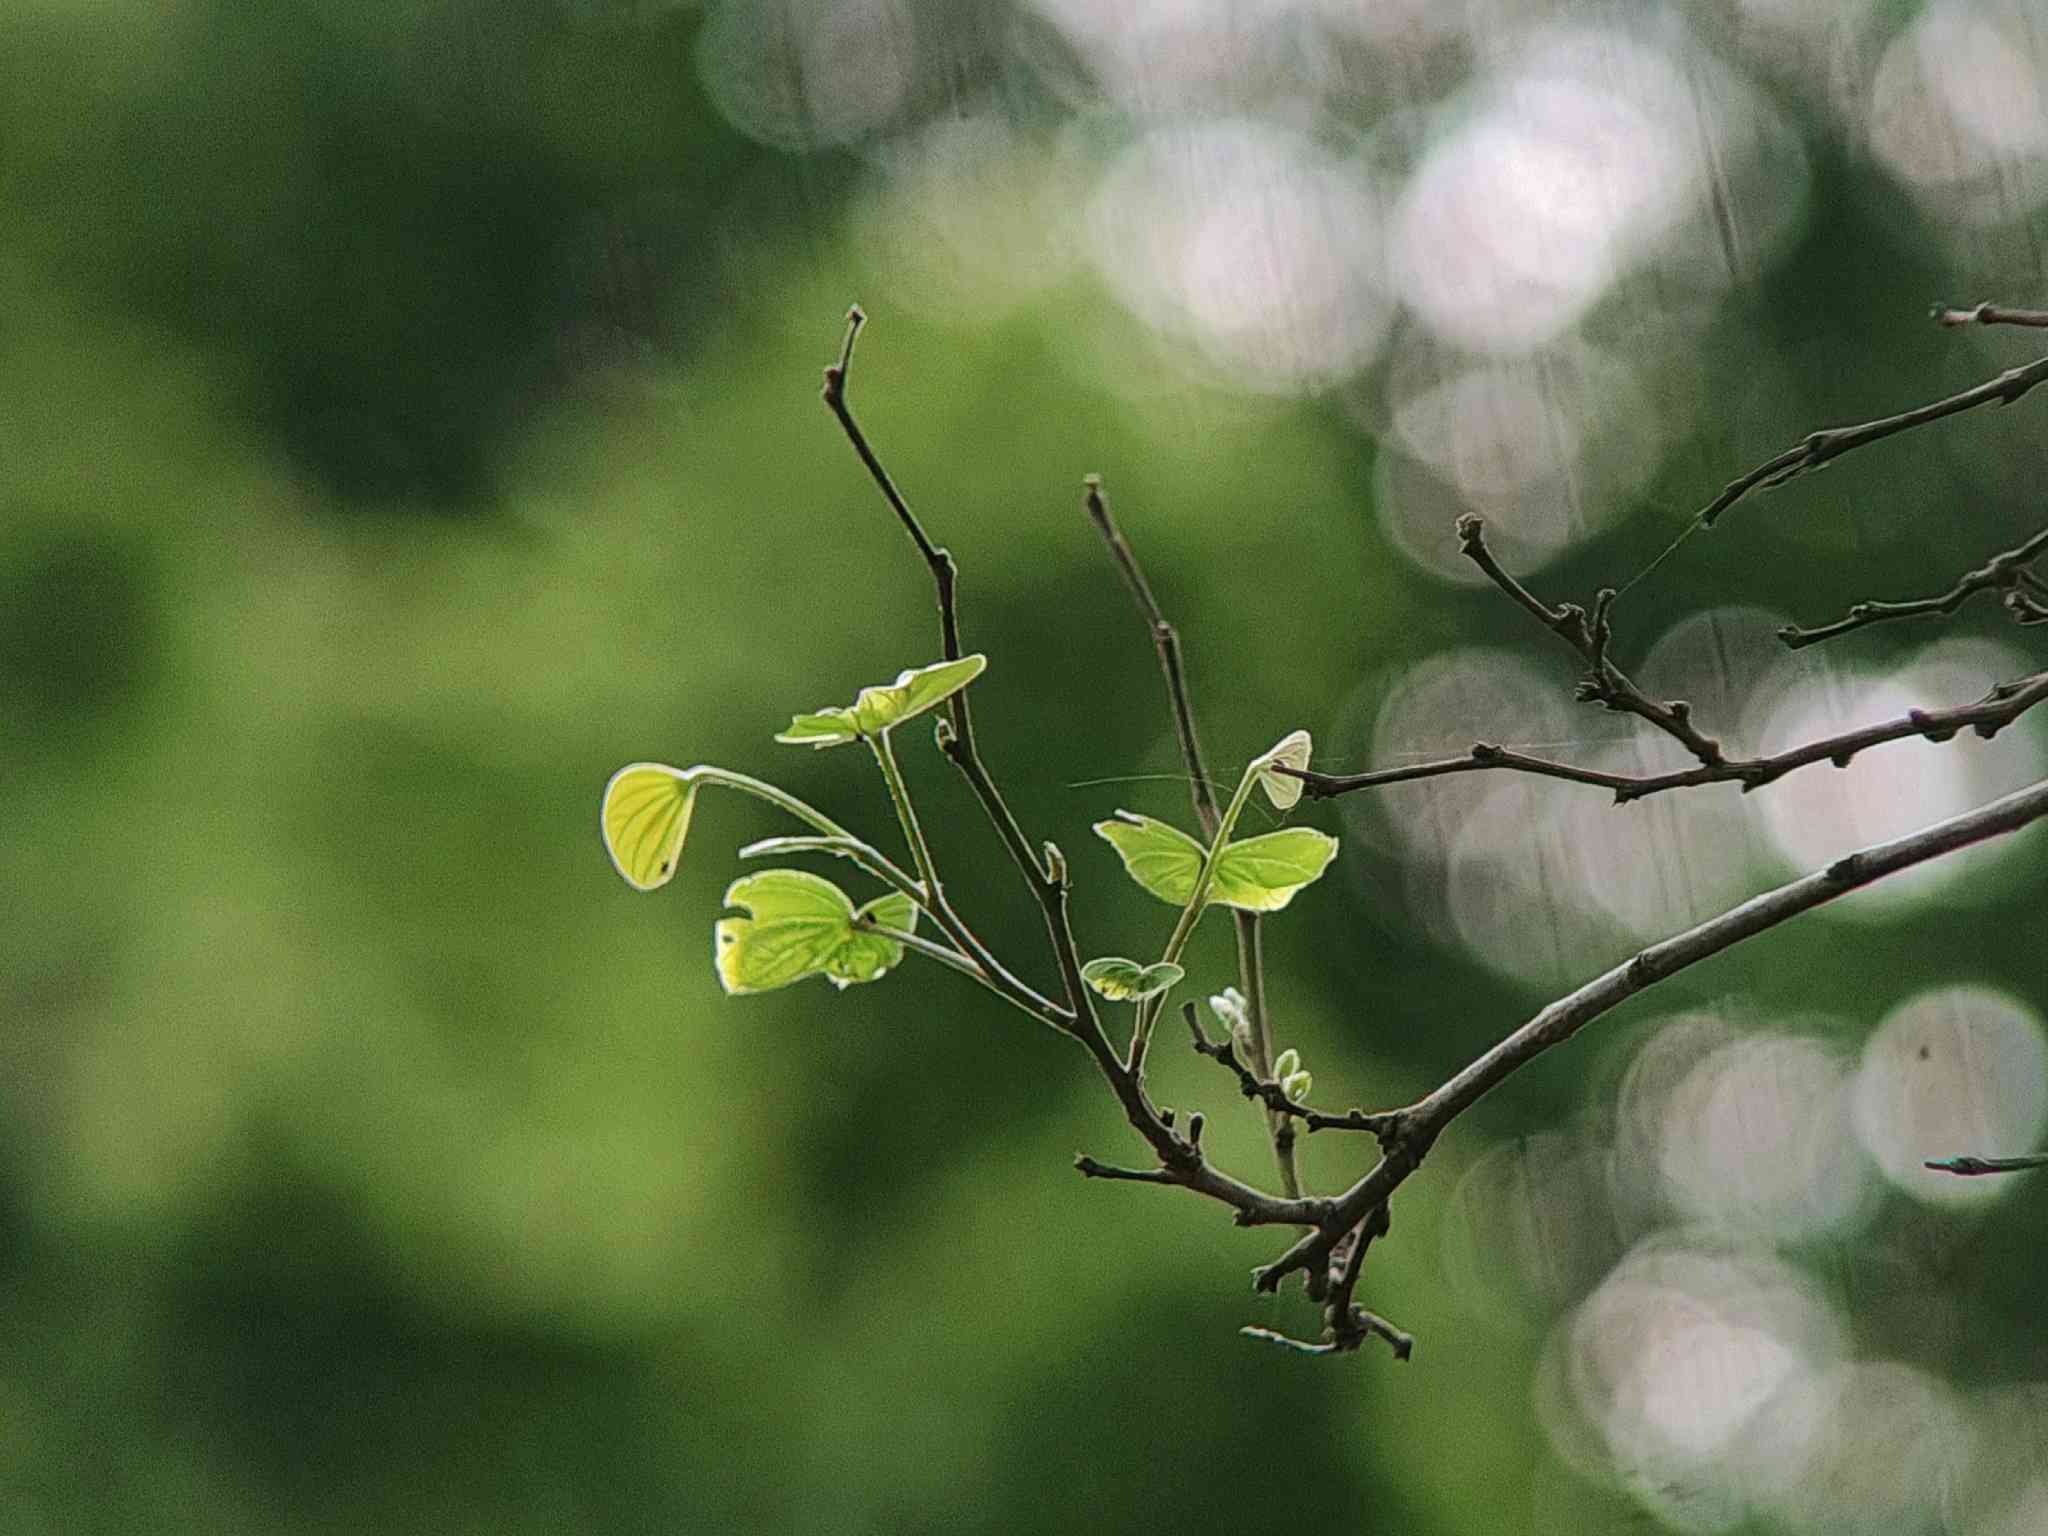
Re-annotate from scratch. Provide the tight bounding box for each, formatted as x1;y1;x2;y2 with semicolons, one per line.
5;2;2048;1533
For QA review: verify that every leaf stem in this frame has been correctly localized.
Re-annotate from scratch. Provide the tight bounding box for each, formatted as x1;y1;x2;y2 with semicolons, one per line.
868;730;943;905
1128;763;1263;1070
865;730;1066;1024
1084;475;1300;1194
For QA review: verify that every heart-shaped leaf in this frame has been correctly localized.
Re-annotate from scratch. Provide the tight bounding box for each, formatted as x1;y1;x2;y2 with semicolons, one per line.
1080;957;1186;1003
1094;812;1338;913
775;655;988;748
1208;827;1338;912
1092;812;1208;905
601;763;700;891
714;870;917;995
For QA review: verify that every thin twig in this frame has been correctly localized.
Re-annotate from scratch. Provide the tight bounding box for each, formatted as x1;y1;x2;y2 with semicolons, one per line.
1251;773;2048;1294
1933;302;2048;329
1459;519;1725;763
1620;352;2048;591
1925;1154;2048;1175
1778;525;2048;647
1293;520;2048;808
1291;671;2048;807
823;307;1099;1032
1085;475;1302;1198
823;308;1057;907
1322;1205;1409;1359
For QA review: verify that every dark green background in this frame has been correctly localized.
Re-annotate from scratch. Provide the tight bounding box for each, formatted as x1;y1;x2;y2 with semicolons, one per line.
5;2;2047;1531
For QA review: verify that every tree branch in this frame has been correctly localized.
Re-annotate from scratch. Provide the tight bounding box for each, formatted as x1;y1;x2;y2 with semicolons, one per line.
1291;669;2048;806
1696;357;2048;531
1933;302;2048;330
1085;475;1302;1198
1924;1154;2048;1175
1291;517;2048;808
1185;1002;1401;1136
1251;773;2048;1294
822;312;1336;1241
1620;350;2048;592
823;310;1054;893
822;306;1100;1036
1778;525;2048;647
1458;517;1725;763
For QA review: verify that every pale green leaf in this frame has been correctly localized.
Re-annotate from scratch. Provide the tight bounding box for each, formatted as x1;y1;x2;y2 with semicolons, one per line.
773;710;861;749
1080;957;1186;1003
775;655;988;747
1092;812;1206;907
715;869;855;995
716;870;922;995
1208;827;1338;912
601;763;699;891
1095;812;1336;913
1252;729;1313;811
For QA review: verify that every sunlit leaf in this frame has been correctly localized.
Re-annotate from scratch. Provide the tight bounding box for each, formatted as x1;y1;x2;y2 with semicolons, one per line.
601;763;699;891
775;654;988;747
774;711;862;749
1080;957;1185;1003
1092;812;1206;906
1209;827;1338;912
1094;812;1338;913
714;869;855;995
714;870;917;995
1253;729;1312;811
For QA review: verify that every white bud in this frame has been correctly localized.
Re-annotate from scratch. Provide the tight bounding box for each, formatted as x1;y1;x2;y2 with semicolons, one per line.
1208;987;1249;1031
1283;1070;1313;1104
1272;1048;1300;1081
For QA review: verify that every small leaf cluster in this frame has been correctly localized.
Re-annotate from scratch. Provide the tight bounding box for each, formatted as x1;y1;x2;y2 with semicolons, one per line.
601;655;1338;1060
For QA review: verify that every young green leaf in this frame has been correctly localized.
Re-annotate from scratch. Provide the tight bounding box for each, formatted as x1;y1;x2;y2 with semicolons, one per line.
1080;957;1186;1003
1092;812;1207;906
775;654;988;747
713;870;916;995
1093;812;1338;913
1208;827;1338;912
602;763;700;891
774;712;864;750
1253;729;1313;811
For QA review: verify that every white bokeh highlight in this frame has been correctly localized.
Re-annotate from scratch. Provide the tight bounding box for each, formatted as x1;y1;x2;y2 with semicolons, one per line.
1852;985;2048;1206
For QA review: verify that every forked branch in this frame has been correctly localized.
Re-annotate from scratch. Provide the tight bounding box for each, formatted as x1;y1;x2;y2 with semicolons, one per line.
818;306;2048;1363
1291;517;2048;807
1251;774;2048;1295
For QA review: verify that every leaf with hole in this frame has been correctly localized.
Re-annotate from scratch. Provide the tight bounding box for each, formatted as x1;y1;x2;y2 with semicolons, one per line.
714;870;916;995
1080;957;1186;1003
